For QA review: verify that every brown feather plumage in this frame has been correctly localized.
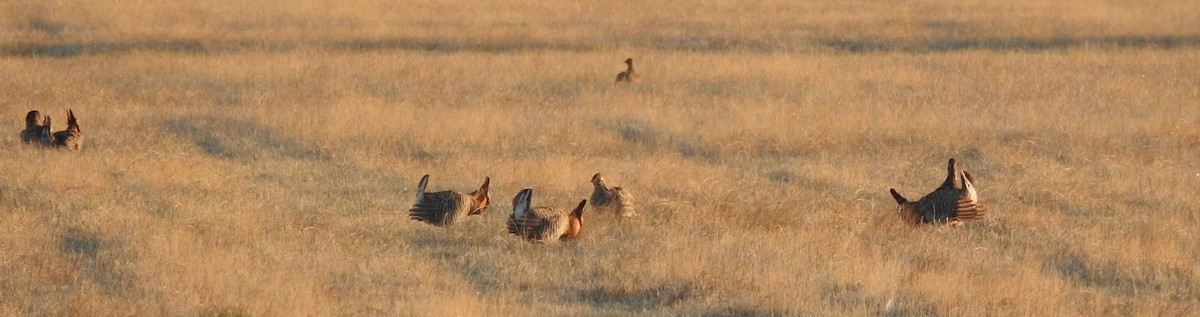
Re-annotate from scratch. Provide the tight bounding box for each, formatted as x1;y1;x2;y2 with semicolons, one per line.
408;175;491;227
590;173;637;217
507;188;586;243
888;159;986;225
615;58;641;83
51;109;82;150
19;110;54;146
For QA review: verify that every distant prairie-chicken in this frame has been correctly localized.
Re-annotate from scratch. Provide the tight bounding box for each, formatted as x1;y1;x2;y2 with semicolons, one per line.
888;159;986;225
19;110;53;146
615;58;641;83
590;173;636;217
507;188;586;243
51;109;82;150
409;175;491;226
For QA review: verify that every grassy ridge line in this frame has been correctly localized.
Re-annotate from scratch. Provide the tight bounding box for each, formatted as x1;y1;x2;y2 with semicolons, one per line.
5;34;1200;58
4;0;1200;55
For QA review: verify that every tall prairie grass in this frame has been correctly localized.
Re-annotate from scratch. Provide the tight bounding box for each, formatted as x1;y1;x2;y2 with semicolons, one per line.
1;0;1199;315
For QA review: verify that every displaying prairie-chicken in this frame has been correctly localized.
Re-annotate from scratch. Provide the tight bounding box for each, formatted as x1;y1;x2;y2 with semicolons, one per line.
52;109;82;150
409;175;491;226
615;58;641;83
507;188;586;243
19;110;53;146
590;173;636;217
888;159;986;225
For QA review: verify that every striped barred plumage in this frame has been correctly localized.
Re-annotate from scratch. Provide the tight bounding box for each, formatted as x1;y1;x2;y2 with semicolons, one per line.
409;175;491;227
507;188;586;243
590;173;636;217
888;159;986;225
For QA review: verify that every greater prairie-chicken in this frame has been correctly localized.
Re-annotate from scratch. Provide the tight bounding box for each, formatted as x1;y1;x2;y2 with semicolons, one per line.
409;175;491;226
615;58;641;83
888;159;986;225
51;109;82;150
19;110;53;146
507;188;586;243
590;173;636;217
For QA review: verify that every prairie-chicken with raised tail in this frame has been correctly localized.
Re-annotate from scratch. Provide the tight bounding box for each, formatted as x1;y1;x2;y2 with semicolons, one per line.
615;58;641;83
409;175;491;226
590;173;636;217
888;159;986;225
20;110;53;146
507;188;586;243
52;109;82;150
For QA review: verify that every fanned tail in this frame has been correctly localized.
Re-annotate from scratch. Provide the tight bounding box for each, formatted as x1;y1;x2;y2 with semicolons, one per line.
508;188;534;235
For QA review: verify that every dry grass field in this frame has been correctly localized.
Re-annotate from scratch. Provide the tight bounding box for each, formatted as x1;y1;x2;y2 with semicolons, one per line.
2;0;1200;315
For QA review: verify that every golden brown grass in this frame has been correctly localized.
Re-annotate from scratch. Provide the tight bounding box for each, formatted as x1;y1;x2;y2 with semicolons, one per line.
2;0;1200;315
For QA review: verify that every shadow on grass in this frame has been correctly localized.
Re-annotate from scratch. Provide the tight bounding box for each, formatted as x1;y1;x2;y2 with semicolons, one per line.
575;282;701;310
164;116;331;162
0;183;59;211
822;35;1200;53
61;227;137;296
0;38;598;58
1048;252;1150;295
821;283;941;317
611;119;723;163
197;305;252;317
6;34;1199;58
699;307;788;317
574;282;789;316
1046;251;1200;303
